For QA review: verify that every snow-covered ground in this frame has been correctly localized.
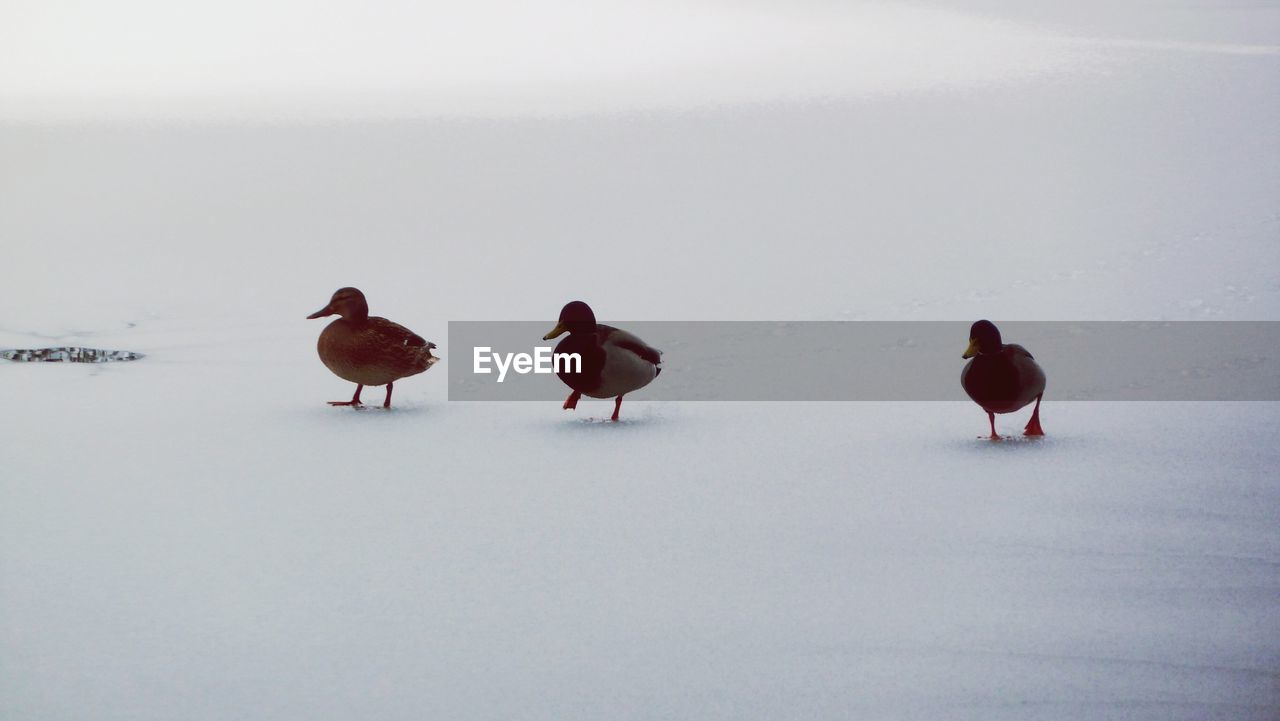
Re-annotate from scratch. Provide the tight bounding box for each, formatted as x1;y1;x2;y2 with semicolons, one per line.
2;1;1278;719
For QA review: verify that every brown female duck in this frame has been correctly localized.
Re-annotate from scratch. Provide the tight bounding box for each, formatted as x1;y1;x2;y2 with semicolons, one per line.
543;301;661;422
307;287;438;408
961;319;1045;440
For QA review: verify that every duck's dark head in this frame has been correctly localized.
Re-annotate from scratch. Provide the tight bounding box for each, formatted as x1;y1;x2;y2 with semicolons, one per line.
308;287;369;322
543;300;596;340
963;319;1002;358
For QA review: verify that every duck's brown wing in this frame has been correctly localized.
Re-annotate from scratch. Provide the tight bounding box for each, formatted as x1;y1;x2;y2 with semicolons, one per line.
368;317;437;351
362;318;439;380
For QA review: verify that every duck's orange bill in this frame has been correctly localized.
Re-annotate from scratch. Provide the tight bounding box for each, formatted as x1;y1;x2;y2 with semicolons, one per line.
962;338;979;359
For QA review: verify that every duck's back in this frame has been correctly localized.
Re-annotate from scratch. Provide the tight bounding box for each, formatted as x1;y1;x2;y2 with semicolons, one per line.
962;344;1045;413
318;316;438;386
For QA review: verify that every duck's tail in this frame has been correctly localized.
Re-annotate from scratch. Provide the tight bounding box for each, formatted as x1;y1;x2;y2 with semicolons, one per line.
417;341;440;369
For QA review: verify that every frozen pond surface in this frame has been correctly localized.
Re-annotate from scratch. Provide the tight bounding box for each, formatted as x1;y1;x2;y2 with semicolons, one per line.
3;342;1278;720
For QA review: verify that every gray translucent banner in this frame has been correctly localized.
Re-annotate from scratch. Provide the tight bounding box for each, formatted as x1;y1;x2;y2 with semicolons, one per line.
447;322;1280;401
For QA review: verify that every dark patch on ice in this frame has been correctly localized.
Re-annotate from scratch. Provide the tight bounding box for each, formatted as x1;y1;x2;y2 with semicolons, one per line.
1;347;144;363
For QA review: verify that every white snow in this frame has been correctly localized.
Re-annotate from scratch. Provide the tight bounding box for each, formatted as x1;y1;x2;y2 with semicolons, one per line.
2;1;1279;719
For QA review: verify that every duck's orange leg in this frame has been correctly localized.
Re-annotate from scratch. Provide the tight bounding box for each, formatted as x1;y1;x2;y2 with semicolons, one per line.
563;390;581;410
383;381;394;409
983;410;1001;440
1024;394;1045;436
611;395;623;422
329;384;364;407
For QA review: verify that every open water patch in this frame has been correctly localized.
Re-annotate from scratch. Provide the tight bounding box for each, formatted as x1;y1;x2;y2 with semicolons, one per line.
2;347;144;363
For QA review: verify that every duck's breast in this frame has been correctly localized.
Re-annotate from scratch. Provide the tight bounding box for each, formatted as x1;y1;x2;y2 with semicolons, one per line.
961;346;1045;414
554;333;606;393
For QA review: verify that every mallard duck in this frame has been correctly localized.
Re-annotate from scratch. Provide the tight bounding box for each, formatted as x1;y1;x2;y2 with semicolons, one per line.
542;301;661;421
306;287;438;408
961;319;1045;439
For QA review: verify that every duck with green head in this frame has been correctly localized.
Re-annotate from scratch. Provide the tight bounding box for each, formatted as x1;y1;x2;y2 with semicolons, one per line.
960;319;1046;440
543;301;662;422
307;287;439;408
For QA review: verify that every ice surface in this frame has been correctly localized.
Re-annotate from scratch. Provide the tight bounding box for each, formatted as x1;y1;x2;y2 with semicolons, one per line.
2;351;1278;719
1;1;1278;719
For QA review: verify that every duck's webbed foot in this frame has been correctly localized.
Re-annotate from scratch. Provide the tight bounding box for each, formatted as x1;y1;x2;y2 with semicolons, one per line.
1023;394;1045;436
329;384;365;407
